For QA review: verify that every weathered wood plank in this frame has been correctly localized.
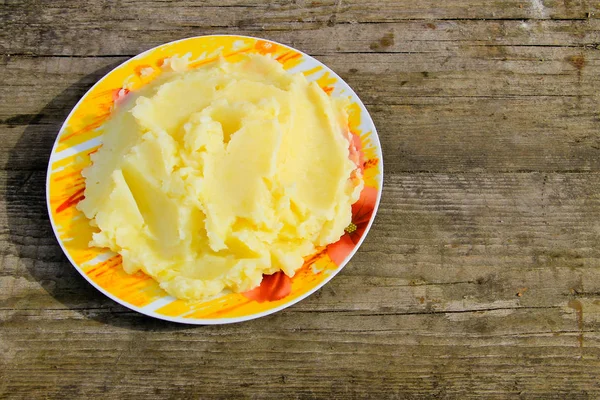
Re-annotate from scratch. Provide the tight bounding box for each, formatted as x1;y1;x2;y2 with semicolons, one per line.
1;38;600;172
3;170;600;397
3;36;600;118
3;14;600;57
1;308;599;399
3;169;600;397
3;20;598;172
5;95;600;173
3;0;598;30
4;170;600;309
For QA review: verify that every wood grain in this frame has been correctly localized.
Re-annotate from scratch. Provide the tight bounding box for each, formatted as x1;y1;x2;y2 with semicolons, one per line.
3;169;600;398
2;1;599;58
3;44;600;172
2;0;600;398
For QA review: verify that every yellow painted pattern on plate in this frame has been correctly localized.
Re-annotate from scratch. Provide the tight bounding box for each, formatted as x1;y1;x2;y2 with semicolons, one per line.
48;36;382;320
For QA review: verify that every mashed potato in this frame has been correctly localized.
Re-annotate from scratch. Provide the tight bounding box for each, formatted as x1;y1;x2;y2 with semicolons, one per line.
78;54;363;300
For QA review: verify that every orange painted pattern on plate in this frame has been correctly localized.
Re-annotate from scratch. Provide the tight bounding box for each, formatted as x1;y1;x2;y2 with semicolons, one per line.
83;255;164;307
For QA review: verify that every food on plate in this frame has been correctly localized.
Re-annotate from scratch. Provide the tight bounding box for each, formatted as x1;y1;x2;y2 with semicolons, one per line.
78;54;363;300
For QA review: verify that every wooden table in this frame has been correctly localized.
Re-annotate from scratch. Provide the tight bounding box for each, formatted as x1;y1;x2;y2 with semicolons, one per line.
2;1;600;398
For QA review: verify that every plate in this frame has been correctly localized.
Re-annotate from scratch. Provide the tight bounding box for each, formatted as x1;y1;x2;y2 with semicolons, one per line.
46;35;383;324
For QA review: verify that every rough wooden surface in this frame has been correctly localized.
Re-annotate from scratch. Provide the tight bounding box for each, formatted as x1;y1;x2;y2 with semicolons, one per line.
2;1;600;398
